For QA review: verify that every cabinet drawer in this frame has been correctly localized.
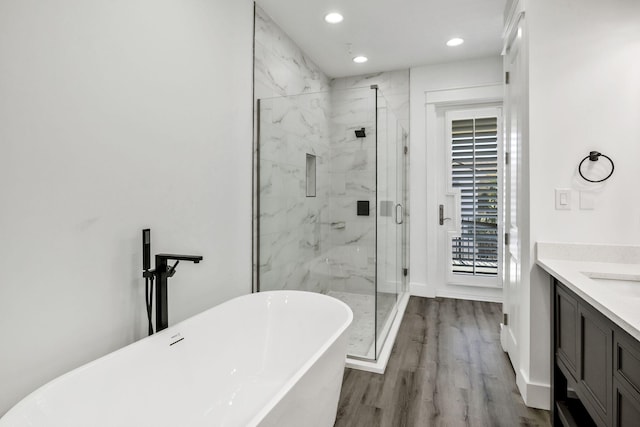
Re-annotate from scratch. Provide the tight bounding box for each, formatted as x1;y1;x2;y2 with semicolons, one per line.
615;330;640;397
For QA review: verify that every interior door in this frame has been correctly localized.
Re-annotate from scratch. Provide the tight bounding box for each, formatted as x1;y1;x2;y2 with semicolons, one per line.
441;107;503;288
502;12;525;370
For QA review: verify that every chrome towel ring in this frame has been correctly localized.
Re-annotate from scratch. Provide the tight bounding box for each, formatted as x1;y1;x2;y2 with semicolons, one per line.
578;151;614;183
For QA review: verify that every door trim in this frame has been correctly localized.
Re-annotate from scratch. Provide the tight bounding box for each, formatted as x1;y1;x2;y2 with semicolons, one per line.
424;84;503;299
442;106;504;288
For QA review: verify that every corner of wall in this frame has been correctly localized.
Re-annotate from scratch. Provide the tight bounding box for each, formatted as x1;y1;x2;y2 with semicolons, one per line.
410;282;435;298
516;368;551;410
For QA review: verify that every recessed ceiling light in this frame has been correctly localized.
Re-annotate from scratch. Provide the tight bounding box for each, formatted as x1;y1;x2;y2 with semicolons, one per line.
324;12;343;24
446;37;464;47
353;56;368;64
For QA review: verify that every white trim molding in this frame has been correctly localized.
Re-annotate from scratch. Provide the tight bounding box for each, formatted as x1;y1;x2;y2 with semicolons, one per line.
516;368;551;410
410;281;503;303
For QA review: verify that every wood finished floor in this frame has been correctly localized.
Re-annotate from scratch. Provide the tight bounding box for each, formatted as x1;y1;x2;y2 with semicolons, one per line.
335;297;550;427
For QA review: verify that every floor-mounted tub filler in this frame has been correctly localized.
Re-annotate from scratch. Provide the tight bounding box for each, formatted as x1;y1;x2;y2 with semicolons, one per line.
0;291;353;427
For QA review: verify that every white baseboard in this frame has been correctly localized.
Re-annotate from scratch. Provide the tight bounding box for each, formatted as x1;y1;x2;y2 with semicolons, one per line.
409;282;503;303
409;281;434;298
436;287;503;303
516;369;551;410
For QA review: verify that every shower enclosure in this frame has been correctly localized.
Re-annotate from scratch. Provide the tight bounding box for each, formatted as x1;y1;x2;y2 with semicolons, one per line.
256;85;408;361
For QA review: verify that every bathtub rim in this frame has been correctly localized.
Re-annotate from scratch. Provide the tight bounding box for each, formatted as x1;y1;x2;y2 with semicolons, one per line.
0;290;353;426
246;290;353;426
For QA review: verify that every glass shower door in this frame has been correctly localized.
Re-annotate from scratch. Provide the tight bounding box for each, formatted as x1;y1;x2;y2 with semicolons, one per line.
375;91;404;358
256;87;406;362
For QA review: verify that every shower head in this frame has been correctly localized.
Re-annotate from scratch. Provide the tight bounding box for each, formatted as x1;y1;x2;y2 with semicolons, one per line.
355;128;366;138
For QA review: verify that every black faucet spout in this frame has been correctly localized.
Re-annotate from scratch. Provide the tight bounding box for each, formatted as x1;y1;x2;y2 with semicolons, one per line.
155;253;203;263
154;253;203;332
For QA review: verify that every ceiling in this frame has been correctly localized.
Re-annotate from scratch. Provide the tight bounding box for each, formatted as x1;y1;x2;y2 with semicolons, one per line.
256;0;507;78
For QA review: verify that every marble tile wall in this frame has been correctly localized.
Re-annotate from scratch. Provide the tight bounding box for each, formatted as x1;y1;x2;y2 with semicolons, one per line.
331;70;410;130
328;73;410;295
254;6;410;297
258;93;332;293
254;6;331;294
327;87;377;295
254;7;330;99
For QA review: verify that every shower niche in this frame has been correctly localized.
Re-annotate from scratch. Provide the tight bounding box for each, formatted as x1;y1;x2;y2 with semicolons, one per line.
256;86;408;362
305;154;316;197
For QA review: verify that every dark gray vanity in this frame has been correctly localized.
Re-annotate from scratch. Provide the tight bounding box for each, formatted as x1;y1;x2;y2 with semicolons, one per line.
552;277;640;426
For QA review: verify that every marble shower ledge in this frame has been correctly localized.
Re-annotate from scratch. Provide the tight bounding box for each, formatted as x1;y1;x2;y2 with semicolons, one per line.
536;241;640;342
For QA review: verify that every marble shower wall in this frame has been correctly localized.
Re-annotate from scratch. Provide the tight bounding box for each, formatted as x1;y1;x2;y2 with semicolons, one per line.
254;6;330;99
326;87;377;295
254;6;410;296
328;72;410;295
254;6;332;293
331;70;410;130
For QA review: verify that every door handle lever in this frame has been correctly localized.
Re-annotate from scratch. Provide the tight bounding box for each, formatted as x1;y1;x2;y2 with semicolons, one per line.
439;204;451;226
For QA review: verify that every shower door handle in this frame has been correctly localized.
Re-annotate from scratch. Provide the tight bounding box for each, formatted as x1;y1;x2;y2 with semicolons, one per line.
395;204;403;225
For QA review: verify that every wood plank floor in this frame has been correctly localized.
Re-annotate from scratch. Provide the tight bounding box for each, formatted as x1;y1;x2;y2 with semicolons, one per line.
335;297;550;427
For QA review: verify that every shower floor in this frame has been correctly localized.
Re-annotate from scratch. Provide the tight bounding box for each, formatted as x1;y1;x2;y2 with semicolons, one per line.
327;290;397;359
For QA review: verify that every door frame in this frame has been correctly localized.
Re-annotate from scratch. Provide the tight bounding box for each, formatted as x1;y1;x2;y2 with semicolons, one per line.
501;5;527;373
442;106;504;288
424;84;503;299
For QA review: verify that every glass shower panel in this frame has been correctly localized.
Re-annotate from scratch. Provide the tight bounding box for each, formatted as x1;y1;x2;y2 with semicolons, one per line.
257;87;380;360
400;130;409;287
257;90;332;294
375;91;406;358
326;87;377;359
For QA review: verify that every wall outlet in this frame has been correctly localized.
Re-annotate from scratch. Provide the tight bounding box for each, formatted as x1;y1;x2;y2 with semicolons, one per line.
555;188;572;210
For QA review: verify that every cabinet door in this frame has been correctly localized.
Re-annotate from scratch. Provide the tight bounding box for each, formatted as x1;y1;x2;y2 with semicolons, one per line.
614;330;640;397
614;378;640;427
578;303;613;427
613;330;640;426
556;285;579;379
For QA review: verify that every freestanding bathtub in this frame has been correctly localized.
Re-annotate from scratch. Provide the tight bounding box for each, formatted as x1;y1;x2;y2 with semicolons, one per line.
0;291;353;427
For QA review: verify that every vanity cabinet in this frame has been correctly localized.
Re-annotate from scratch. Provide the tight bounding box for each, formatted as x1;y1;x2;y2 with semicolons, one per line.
613;333;640;426
576;302;612;426
556;286;578;380
552;278;640;427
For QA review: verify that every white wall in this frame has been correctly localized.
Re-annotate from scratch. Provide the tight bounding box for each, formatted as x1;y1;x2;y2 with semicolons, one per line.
0;0;253;415
521;0;640;406
409;57;503;301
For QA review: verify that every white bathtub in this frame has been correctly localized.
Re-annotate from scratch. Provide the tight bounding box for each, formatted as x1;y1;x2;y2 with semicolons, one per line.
0;291;353;427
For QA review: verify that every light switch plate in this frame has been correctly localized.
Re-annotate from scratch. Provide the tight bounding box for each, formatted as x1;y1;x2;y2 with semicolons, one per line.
555;188;571;210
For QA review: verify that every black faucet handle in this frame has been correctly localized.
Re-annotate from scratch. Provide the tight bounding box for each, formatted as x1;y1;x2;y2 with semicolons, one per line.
167;261;179;278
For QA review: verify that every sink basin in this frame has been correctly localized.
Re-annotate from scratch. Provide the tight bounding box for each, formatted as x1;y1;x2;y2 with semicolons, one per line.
582;271;640;296
583;272;640;282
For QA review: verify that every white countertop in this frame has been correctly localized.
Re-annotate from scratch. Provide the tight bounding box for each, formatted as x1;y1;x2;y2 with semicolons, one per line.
536;242;640;341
